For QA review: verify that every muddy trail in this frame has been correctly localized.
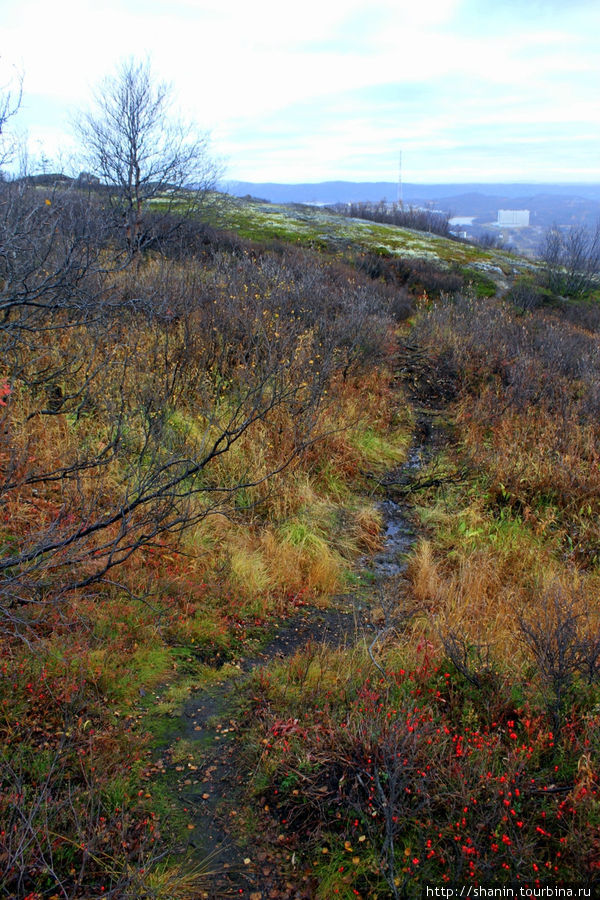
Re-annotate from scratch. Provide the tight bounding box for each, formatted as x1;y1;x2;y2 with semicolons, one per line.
170;498;417;898
159;403;450;897
174;604;382;898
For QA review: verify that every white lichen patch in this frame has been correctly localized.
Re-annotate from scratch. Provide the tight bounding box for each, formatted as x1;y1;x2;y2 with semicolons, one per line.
212;194;542;284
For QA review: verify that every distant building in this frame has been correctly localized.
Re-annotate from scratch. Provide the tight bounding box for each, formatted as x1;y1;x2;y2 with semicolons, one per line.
497;209;530;227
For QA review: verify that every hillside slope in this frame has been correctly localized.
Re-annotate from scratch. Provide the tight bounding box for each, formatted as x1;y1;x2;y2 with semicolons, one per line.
210;193;538;294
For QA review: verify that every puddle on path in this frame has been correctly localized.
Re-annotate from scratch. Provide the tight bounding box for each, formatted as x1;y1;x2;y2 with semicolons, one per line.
164;443;428;897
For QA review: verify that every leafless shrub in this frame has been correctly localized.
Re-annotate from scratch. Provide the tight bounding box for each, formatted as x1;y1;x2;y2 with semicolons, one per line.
540;223;600;297
0;735;164;898
441;630;497;689
507;277;547;311
474;232;514;252
365;731;431;897
554;299;600;334
414;293;600;424
356;252;464;298
529;317;600;380
519;584;600;732
0;176;402;640
412;294;526;395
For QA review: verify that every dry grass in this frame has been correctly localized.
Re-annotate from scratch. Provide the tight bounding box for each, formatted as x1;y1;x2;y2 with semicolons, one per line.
1;225;413;896
405;292;600;681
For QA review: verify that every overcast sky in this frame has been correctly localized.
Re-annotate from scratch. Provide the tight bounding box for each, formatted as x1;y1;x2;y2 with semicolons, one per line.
3;0;600;183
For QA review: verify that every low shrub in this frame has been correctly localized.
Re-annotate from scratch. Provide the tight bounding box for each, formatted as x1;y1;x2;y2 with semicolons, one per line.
241;643;600;897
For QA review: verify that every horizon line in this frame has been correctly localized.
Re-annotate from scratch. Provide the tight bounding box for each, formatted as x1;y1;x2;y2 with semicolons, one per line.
222;178;600;186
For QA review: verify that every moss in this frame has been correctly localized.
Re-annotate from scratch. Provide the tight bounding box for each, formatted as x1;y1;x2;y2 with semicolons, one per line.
457;266;498;298
203;194;539;288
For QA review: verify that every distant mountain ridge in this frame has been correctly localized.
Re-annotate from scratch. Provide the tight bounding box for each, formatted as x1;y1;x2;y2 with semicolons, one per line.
222;180;600;207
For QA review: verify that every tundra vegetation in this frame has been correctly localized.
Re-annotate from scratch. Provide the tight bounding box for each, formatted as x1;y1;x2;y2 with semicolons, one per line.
1;74;600;900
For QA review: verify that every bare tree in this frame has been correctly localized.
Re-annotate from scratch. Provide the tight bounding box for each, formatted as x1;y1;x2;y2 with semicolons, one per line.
0;62;23;171
540;223;600;296
0;190;336;639
330;200;451;238
74;58;222;254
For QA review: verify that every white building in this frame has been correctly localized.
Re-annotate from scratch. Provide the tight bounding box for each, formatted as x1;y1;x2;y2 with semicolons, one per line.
497;209;530;227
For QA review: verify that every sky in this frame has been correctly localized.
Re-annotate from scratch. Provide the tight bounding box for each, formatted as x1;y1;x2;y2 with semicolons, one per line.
2;0;600;184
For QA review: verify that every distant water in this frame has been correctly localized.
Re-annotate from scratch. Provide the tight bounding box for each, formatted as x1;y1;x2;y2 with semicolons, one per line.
449;216;476;226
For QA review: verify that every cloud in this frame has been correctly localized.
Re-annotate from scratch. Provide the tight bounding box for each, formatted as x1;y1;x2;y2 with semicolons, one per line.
3;0;600;181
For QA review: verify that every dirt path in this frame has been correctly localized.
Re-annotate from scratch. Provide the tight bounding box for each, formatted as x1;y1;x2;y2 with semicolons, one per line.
155;350;452;897
176;603;381;898
156;474;425;898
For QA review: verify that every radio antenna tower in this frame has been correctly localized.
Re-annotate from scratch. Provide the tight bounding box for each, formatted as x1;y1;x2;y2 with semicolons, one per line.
398;149;403;207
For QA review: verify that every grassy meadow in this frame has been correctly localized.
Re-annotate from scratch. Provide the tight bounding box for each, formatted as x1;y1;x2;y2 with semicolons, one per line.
1;187;599;898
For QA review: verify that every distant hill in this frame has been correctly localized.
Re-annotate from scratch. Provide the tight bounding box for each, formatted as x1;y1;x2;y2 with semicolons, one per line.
223;180;600;205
